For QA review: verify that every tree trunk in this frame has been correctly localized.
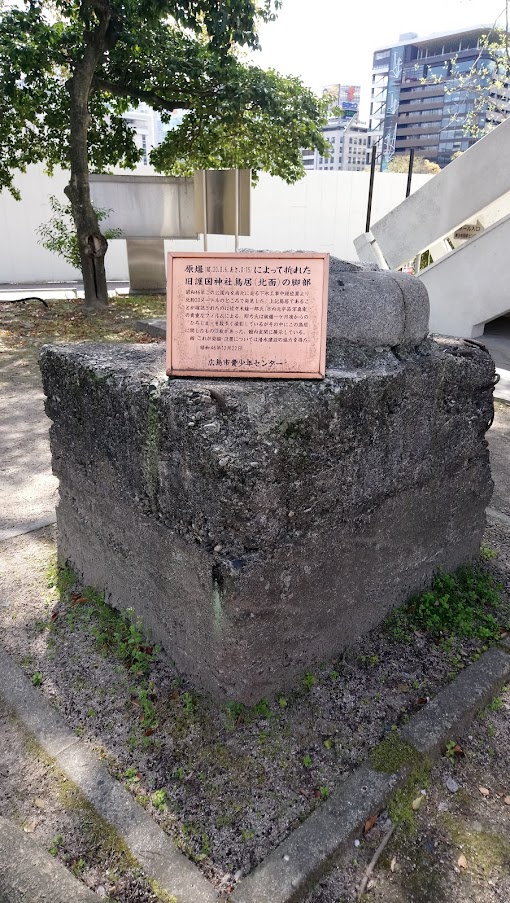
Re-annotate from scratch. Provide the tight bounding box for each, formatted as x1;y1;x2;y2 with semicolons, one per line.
65;17;111;310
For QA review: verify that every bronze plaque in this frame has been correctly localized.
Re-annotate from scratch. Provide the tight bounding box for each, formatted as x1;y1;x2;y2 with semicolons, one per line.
166;252;329;379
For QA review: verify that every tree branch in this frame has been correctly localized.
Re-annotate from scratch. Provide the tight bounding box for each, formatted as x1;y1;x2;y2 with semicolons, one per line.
92;78;188;110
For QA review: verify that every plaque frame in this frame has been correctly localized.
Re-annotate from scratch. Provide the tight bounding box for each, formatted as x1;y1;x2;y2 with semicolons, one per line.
166;252;329;379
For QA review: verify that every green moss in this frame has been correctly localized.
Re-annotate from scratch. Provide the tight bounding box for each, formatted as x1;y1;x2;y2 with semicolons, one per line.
369;733;422;774
441;813;510;875
148;879;177;903
387;761;431;836
144;387;162;514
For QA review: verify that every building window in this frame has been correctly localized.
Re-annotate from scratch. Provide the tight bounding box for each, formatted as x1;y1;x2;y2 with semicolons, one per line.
141;134;148;165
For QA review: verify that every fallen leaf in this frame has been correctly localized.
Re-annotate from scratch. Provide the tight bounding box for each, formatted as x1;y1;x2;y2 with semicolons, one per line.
364;813;378;834
144;728;156;736
458;853;468;869
50;611;59;621
479;787;490;797
416;696;429;706
412;796;424;810
33;798;45;809
504;796;510;806
452;744;464;757
23;818;38;833
390;856;397;872
446;777;459;793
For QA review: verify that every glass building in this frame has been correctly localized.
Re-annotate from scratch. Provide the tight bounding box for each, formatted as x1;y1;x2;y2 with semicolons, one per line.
369;26;510;170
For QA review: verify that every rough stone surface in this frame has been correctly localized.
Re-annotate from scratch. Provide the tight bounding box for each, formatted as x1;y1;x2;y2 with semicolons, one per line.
0;814;102;903
40;319;495;701
326;262;429;350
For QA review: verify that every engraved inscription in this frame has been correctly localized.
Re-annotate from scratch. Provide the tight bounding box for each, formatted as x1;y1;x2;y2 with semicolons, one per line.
167;253;329;379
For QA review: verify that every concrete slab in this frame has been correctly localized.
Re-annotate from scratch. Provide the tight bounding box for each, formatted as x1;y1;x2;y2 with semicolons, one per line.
0;815;102;902
401;644;510;757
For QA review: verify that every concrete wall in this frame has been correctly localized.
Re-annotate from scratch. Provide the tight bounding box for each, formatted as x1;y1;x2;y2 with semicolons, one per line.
0;165;430;285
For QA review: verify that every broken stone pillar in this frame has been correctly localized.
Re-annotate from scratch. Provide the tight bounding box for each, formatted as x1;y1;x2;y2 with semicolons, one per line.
40;260;495;703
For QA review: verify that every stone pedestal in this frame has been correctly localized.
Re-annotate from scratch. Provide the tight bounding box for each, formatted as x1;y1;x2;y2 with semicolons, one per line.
40;261;495;702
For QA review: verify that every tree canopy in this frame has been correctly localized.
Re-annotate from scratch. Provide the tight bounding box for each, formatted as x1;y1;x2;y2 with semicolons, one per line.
386;154;440;175
0;0;328;306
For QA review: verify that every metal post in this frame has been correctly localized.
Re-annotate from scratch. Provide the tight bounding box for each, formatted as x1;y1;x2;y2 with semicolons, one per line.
365;144;377;233
202;169;208;251
234;168;239;252
406;149;415;198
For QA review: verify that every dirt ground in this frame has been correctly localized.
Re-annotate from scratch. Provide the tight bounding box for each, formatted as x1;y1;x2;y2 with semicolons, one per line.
1;309;510;900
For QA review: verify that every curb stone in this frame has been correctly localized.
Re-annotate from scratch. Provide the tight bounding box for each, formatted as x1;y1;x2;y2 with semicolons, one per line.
2;641;510;903
0;814;102;903
0;646;217;903
230;638;510;903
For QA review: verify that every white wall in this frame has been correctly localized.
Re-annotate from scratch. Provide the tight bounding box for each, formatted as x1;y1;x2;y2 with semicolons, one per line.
0;165;430;285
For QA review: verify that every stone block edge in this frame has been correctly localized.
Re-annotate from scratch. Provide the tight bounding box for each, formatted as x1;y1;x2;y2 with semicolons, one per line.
230;638;510;903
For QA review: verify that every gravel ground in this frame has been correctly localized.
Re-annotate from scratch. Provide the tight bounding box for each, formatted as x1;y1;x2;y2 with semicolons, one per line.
0;520;509;897
304;682;510;903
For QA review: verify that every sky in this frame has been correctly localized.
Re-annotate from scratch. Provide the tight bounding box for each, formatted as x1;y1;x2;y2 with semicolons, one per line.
251;0;509;119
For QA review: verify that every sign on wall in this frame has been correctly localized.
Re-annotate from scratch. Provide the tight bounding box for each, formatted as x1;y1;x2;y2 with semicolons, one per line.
166;252;329;379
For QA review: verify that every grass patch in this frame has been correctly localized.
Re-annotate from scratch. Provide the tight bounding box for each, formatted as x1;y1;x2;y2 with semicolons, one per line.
386;562;504;643
0;293;165;350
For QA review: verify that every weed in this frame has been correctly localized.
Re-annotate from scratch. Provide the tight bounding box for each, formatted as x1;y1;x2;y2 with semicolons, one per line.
133;686;158;729
124;766;140;784
386;564;502;642
444;740;458;764
151;789;167;811
241;828;254;841
46;561;76;596
225;701;246;727
86;708;97;718
329;670;339;680
324;738;333;750
302;672;316;691
358;653;380;667
303;754;312;769
71;858;86;875
251;698;272;719
49;834;64;856
319;786;330;800
200;832;211;857
181;691;195;714
278;696;288;708
480;546;497;561
31;671;43;687
173;766;185;781
488;695;503;712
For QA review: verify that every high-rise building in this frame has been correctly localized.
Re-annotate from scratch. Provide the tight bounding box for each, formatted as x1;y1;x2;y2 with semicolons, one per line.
302;84;368;171
369;26;510;170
